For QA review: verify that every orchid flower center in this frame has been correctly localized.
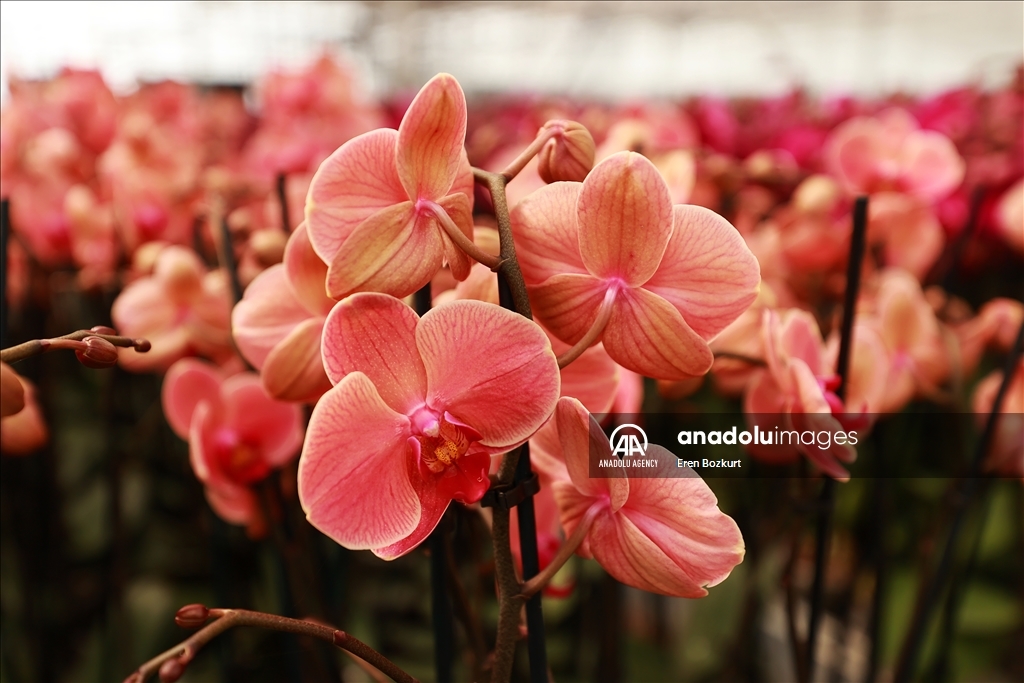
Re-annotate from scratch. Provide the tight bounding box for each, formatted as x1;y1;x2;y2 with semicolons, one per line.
407;407;491;505
416;413;473;474
211;428;269;484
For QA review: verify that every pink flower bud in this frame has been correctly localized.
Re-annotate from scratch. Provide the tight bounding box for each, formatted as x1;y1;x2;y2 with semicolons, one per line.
174;603;210;628
537;120;595;184
158;657;185;683
75;336;119;369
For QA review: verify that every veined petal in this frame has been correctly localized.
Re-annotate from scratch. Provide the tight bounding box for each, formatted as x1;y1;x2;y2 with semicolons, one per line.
321;292;427;415
298;372;419;551
373;460;452;560
325;201;444;299
602;287;714;380
529;273;610;345
577;152;673;286
306;129;407;263
262;317;333;403
162;358;223;440
417;300;560;450
284;222;334;316
438;192;474;282
596;462;744;597
232;264;311;371
644;205;760;341
557;339;620;415
397;74;467;201
221;373;304;467
511;182;588;284
555;397;627;507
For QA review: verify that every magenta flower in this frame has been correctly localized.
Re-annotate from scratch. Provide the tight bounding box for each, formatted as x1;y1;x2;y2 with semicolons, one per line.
298;294;560;559
548;397;744;597
512;151;760;380
304;73;485;300
162;359;305;532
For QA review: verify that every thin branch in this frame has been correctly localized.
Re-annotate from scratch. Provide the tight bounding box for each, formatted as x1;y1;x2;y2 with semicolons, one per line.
519;506;597;599
556;289;615;369
423;200;503;270
2;330;151;365
498;125;562;181
123;606;418;683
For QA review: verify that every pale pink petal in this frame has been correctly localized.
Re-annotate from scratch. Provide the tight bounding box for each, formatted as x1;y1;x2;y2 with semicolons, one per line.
325;201;445;299
510;182;588;284
284;222;334;316
825;118;882;194
789;360;831;414
791;412;854;481
188;400;227;488
232;265;311;371
779;310;826;376
305;129;407;263
596;462;744;597
221;374;304;467
742;371;801;464
161;358;223;439
417;300;560;450
601;287;714;380
320;292;427;415
558;341;620;416
298;372;419;550
555;396;627;507
205;484;258;527
643;205;760;341
611;367;645;415
262;317;332;403
529;418;570;484
529;273;610;345
900;130;965;202
577;152;673;286
396;74;467;201
551;479;598;559
0;378;48;455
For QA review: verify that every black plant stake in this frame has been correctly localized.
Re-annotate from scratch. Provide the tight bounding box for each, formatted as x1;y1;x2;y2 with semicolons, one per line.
277;173;291;234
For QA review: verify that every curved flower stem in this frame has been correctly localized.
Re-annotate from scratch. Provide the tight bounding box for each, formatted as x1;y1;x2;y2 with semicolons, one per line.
423;200;503;270
556;288;616;369
124;607;417;683
2;330;151;365
473;168;533;319
519;506;599;599
499;124;564;181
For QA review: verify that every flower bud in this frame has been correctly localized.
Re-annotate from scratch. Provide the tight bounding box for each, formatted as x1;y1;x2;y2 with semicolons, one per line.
174;603;210;628
250;229;288;267
537;120;595;183
75;336;119;369
158;657;185;683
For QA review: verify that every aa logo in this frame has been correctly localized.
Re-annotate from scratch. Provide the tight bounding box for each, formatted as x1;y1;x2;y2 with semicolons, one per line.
609;423;648;458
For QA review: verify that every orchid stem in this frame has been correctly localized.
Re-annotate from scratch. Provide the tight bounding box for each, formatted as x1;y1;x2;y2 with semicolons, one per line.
1;198;9;349
124;607;417;683
556;289;616;369
2;330;151;365
519;506;597;599
425;201;503;270
499;125;562;181
276;173;291;234
806;195;869;680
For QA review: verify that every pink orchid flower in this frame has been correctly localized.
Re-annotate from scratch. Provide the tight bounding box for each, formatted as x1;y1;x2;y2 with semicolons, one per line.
1;363;49;456
298;294;559;560
824;108;965;203
162;358;305;533
305;73;480;300
512;151;760;380
865;192;944;280
548;397;744;598
111;245;234;371
743;309;888;481
954;298;1024;376
972;360;1023;480
232;222;335;403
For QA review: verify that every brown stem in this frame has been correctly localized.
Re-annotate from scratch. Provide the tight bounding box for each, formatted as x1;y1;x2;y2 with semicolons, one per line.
2;330;151;365
556;289;615;368
498;125;563;181
423;199;503;269
473;169;533;320
519;506;597;599
124;607;417;683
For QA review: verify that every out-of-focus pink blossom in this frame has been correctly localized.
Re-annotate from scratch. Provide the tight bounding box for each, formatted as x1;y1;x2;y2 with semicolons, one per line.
1;367;48;456
232;223;335;403
954;298;1024;375
162;358;304;533
866;192;945;280
513;151;760;380
971;360;1023;479
994;179;1023;252
306;73;477;299
112;245;233;371
299;294;559;559
547;397;744;597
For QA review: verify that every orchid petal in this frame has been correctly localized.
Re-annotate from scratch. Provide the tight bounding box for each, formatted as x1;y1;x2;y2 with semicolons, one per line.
321;292;427;415
325;201;444;299
602;287;714;380
437;192;474;282
298;372;419;551
221;374;304;467
232;264;311;370
205;485;258;527
396;74;467;201
284;222;334;316
262;317;332;403
555;397;627;507
577;152;673;286
373;479;451;560
511;182;587;284
529;273;610;345
417;300;559;449
901;130;965;202
644;205;760;341
305;129;407;263
161;358;223;440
